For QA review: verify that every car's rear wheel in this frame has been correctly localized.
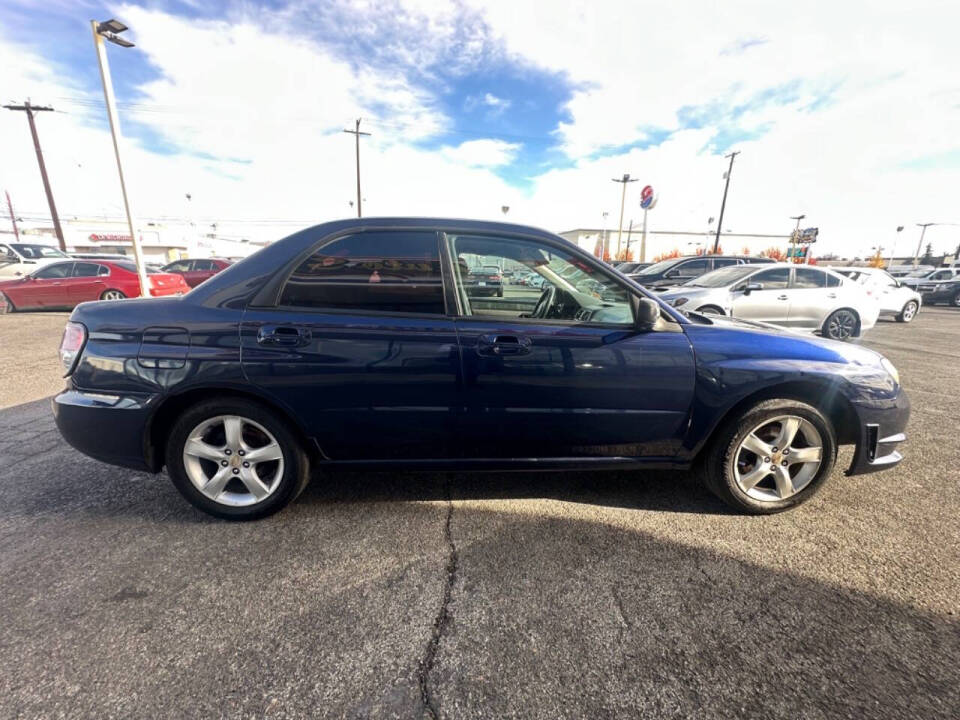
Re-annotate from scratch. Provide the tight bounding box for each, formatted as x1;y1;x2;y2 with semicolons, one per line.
165;399;310;520
100;289;126;301
0;291;15;314
823;308;859;341
952;290;960;308
699;399;837;514
696;305;723;315
897;300;918;323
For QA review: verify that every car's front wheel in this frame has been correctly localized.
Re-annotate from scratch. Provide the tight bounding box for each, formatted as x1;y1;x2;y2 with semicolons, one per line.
699;399;837;514
165;398;310;520
100;289;126;301
897;300;919;323
823;308;859;341
952;290;960;308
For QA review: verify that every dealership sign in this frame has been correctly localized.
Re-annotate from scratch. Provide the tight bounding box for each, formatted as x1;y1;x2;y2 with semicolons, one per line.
640;185;657;210
89;233;133;243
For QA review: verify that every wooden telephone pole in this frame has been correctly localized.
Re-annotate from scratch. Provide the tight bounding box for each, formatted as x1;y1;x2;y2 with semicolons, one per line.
3;101;66;250
343;118;371;217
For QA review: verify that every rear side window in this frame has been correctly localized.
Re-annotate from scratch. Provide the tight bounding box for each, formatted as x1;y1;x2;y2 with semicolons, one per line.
279;231;444;315
794;267;825;288
825;273;841;288
73;262;101;278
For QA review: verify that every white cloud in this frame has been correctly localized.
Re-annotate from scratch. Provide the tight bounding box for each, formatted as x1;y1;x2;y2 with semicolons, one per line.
442;139;520;167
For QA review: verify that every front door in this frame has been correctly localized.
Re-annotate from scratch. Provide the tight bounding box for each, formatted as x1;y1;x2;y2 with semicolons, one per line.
25;262;74;307
240;230;462;460
444;232;695;459
730;266;792;324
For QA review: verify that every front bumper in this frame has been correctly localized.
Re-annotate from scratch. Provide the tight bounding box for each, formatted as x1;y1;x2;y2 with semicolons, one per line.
846;389;910;476
53;389;157;472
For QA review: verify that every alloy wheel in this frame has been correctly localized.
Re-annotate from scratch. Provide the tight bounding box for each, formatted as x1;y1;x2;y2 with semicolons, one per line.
901;301;918;321
733;415;824;502
182;415;285;507
826;310;856;340
102;290;125;301
953;292;960;308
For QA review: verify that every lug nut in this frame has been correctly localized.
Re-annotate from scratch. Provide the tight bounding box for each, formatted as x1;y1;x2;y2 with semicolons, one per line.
243;461;250;468
232;468;239;475
224;449;232;456
783;449;790;455
220;460;228;467
771;446;778;452
781;460;788;466
763;457;771;463
238;450;245;456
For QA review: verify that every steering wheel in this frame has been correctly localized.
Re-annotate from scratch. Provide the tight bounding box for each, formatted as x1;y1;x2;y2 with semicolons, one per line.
531;285;557;318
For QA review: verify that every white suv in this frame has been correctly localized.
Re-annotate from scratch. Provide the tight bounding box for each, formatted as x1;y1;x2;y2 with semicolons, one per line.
0;242;72;277
834;267;921;323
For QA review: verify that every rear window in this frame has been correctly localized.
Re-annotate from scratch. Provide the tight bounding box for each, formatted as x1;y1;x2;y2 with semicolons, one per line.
278;231;444;315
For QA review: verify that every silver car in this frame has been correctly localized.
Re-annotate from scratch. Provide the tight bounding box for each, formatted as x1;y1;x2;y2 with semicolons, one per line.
658;263;879;341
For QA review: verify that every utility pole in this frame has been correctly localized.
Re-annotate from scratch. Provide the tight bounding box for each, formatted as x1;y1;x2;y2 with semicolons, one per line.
612;174;637;257
713;151;740;253
888;225;904;269
789;215;805;263
343;118;371;218
624;218;634;260
912;223;935;268
3;102;66;250
5;191;20;241
91;18;150;297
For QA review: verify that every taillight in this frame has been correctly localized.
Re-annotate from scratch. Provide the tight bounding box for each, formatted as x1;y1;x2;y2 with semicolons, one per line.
59;321;87;376
492;275;502;281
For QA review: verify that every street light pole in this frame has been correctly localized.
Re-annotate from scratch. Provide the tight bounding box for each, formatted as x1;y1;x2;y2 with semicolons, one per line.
888;225;904;270
611;174;637;258
713;151;739;253
912;223;935;268
91;19;150;297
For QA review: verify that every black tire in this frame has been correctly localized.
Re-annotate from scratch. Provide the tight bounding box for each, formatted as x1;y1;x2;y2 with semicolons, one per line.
165;398;310;520
953;291;960;308
497;288;504;298
696;305;724;315
822;308;859;341
896;300;919;323
0;292;15;314
698;399;837;514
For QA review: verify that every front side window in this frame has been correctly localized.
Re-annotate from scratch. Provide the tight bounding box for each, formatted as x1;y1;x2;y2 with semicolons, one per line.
749;267;790;290
674;258;709;276
279;231;444;314
165;260;191;273
34;263;73;279
794;267;825;289
447;234;633;325
712;257;738;268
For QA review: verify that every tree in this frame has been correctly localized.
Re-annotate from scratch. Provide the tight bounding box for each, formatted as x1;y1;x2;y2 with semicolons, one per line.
921;243;934;264
760;247;786;261
653;248;681;262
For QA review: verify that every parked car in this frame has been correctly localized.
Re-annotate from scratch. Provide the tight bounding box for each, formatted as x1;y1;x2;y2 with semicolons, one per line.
0;242;72;277
658;263;879;341
629;254;774;289
900;267;958;289
464;264;504;297
614;262;650;274
916;276;960;307
53;218;908;520
833;267;921;322
0;260;189;311
161;257;233;288
887;264;934;278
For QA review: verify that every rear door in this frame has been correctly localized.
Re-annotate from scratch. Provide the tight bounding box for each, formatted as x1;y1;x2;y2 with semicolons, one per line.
240;230;462;460
730;266;791;323
786;267;832;329
67;262;108;303
444;231;695;459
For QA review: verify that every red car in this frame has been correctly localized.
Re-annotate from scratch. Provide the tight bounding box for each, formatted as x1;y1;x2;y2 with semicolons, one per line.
0;259;189;311
161;257;232;288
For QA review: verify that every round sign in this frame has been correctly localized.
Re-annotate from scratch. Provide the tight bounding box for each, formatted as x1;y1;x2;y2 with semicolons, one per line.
640;185;656;209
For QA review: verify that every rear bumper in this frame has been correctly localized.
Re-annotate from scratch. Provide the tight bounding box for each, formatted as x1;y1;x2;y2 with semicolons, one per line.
846;390;910;476
53;389;157;472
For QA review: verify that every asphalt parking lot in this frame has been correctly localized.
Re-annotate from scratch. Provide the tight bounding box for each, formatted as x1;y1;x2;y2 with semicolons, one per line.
1;309;958;718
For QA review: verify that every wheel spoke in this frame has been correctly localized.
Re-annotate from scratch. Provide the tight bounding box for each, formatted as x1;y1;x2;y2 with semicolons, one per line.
774;417;801;450
238;468;270;499
223;416;243;451
788;446;822;464
245;442;282;463
184;437;223;462
203;467;233;499
738;464;770;491
773;466;795;498
741;433;772;458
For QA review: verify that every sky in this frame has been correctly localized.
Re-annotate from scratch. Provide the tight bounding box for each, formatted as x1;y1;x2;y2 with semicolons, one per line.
1;0;959;258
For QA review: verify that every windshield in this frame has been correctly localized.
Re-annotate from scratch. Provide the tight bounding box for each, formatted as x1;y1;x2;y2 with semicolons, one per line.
634;257;682;276
685;265;757;287
11;244;68;259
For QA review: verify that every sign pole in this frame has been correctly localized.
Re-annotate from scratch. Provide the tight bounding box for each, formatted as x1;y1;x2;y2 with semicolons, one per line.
641;208;648;262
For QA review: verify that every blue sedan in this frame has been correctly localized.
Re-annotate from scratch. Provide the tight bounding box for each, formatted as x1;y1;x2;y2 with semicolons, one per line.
53;219;909;519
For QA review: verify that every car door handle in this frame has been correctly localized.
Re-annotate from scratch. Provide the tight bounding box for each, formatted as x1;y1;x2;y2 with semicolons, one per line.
827;293;837;299
257;325;310;347
477;334;532;356
777;294;789;300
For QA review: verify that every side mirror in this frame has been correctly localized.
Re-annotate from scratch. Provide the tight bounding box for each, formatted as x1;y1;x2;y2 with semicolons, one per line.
740;282;762;295
665;270;679;279
632;296;661;329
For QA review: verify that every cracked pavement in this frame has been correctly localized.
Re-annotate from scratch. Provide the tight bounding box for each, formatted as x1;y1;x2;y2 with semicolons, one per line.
0;309;958;718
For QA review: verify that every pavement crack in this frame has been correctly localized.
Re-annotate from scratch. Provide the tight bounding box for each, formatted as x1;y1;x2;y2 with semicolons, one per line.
417;477;458;720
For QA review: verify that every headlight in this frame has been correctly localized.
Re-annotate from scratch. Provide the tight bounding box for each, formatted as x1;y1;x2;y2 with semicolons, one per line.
672;297;689;307
880;357;899;386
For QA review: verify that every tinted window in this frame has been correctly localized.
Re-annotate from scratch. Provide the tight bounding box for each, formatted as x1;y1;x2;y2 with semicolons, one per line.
279;231;444;314
751;268;790;289
794;267;825;288
194;259;214;271
675;259;709;275
712;257;738;268
73;262;101;278
826;273;841;288
165;260;191;273
34;262;73;279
